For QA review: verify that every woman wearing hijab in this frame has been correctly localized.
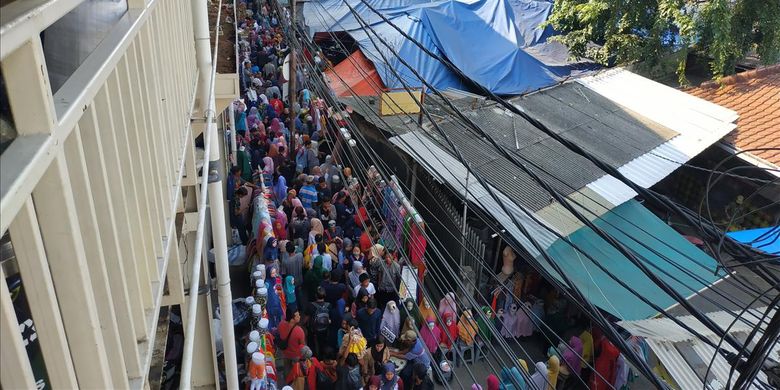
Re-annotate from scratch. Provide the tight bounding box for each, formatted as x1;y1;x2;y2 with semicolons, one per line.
380;362;403;390
530;362;548;390
500;367;527;390
380;301;401;343
303;256;324;301
476;306;494;343
263;237;279;263
347;260;366;291
275;201;288;229
264;102;276;120
362;336;391;382
339;238;354;270
320;155;337;183
438;292;457;320
270;117;282;134
308;218;324;246
235;101;248;135
272;221;287;242
268;143;282;169
247;106;260;129
265;278;284;329
284;275;297;313
272;171;287;203
281;190;298;220
352;287;370;317
261;156;274;186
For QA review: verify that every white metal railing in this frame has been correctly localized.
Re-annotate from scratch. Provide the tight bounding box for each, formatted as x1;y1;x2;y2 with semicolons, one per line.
0;0;201;388
179;0;233;388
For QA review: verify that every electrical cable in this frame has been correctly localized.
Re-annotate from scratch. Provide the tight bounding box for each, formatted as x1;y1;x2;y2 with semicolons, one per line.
702;285;779;389
349;0;780;294
276;23;580;386
298;0;775;321
299;0;777;317
337;1;780;364
278;4;772;388
308;5;776;386
284;13;629;388
292;10;780;364
270;7;496;388
332;5;671;388
241;4;468;389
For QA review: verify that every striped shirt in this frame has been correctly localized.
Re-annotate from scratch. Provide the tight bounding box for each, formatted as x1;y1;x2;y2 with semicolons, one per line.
299;184;318;209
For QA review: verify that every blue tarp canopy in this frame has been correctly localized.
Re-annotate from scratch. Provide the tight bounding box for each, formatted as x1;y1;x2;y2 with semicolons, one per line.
541;200;723;321
303;0;593;95
727;227;780;255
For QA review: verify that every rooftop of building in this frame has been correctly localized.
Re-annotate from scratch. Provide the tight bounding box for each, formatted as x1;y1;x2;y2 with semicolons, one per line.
686;65;780;166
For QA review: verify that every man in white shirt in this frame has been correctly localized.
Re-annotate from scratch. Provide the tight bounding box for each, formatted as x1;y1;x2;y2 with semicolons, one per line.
352;272;376;297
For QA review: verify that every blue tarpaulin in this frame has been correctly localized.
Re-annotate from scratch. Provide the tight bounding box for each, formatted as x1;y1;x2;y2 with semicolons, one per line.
303;0;591;95
727;227;780;255
542;200;723;321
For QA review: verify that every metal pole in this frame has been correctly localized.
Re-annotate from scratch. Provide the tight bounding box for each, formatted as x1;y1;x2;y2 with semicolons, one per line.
409;163;417;206
182;1;238;389
417;86;425;126
288;0;297;152
459;166;470;267
228;99;237;165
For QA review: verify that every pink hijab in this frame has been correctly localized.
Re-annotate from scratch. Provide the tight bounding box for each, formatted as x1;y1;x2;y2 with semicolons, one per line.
270;117;282;134
438;292;457;319
262;157;274;175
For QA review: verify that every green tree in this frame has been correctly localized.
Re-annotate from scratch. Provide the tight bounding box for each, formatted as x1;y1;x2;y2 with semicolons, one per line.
546;0;780;84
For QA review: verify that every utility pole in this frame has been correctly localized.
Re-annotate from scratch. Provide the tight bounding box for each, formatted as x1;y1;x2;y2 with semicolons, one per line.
288;0;297;152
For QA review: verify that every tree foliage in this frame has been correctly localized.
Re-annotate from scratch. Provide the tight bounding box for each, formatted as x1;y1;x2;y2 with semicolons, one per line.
546;0;780;84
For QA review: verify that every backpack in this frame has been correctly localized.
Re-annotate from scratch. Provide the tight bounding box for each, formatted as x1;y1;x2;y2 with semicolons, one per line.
312;302;331;333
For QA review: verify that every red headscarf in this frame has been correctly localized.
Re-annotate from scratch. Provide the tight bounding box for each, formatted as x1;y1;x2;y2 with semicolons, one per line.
273;220;287;240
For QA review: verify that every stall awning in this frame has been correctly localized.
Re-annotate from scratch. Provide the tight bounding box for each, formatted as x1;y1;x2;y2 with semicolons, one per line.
619;307;778;389
323;49;385;97
543;199;723;321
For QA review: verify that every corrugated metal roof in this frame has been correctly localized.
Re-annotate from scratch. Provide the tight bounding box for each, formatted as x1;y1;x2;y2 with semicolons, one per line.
578;68;739;189
389;131;560;255
619;307;778;389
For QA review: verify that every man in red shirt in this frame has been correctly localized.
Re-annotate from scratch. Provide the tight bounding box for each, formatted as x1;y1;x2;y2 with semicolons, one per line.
277;310;306;385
